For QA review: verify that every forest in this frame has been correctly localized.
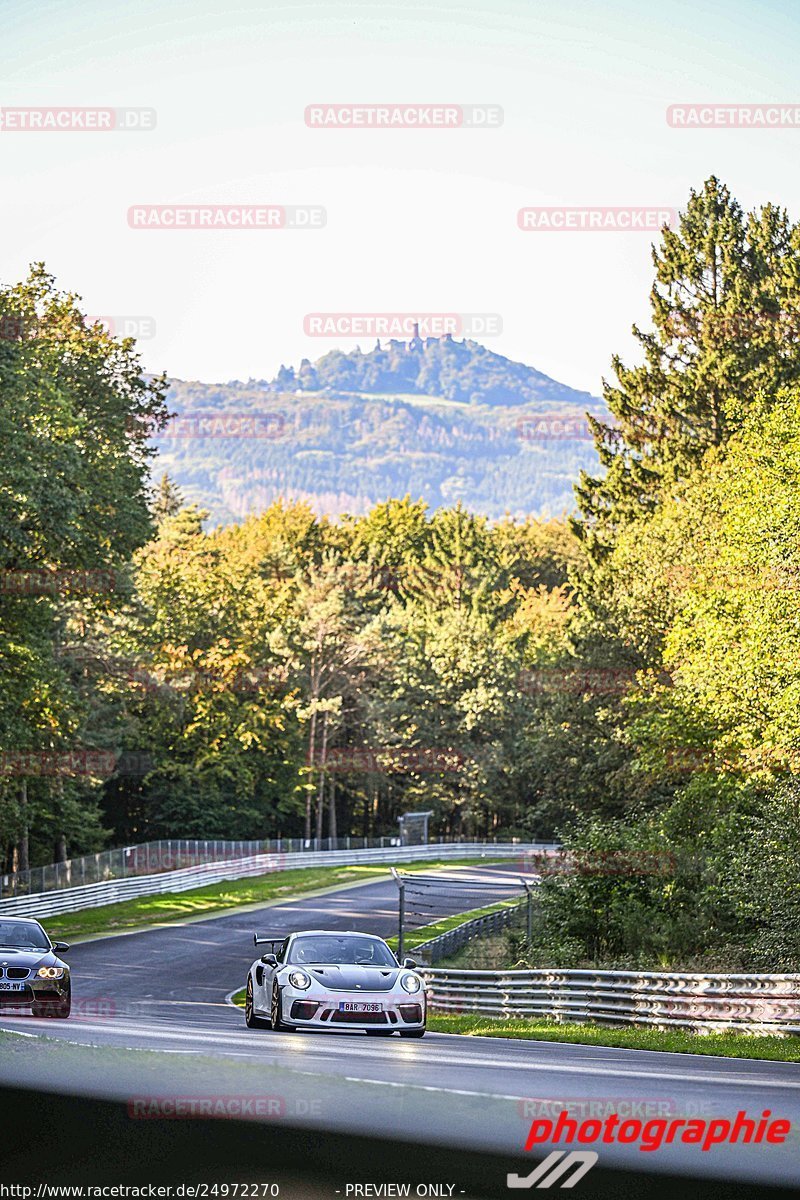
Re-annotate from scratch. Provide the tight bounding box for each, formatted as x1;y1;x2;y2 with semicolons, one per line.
3;176;800;970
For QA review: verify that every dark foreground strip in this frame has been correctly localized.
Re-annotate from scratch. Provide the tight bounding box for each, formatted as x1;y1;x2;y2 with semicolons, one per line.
0;1086;794;1199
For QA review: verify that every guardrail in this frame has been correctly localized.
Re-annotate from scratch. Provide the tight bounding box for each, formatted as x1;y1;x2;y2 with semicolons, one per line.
0;835;462;899
421;966;800;1033
412;902;525;964
0;842;551;920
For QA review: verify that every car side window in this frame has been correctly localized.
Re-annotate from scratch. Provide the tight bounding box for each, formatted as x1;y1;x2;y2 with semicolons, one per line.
277;939;287;963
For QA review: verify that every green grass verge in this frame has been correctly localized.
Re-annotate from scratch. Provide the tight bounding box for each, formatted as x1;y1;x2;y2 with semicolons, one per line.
38;856;506;942
387;898;521;954
427;1014;800;1060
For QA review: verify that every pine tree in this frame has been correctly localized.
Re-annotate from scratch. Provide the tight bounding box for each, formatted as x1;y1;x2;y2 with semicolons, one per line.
152;472;184;522
573;177;800;568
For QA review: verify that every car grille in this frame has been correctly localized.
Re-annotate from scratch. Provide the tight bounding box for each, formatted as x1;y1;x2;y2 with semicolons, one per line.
5;967;30;980
330;1010;388;1024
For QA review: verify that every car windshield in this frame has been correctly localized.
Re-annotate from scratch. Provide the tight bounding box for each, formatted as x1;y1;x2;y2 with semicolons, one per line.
288;935;396;966
0;921;51;950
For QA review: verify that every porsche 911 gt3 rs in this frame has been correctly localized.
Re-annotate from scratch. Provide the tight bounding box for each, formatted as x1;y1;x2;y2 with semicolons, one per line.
244;929;425;1037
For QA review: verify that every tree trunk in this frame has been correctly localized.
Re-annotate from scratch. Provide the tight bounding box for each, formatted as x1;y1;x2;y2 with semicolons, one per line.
328;775;337;842
315;712;328;842
305;707;317;842
53;777;68;866
18;780;29;872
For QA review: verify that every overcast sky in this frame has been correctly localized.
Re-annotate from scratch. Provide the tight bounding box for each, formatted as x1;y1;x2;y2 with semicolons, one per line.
3;0;799;394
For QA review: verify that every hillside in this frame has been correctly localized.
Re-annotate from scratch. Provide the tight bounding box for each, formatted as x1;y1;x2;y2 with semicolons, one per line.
265;332;599;408
154;336;606;524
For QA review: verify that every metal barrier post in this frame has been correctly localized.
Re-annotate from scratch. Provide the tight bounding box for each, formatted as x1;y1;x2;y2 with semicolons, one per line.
391;868;405;961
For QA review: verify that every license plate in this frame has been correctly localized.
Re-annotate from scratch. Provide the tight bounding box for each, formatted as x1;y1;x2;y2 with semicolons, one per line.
0;982;25;991
339;1001;382;1013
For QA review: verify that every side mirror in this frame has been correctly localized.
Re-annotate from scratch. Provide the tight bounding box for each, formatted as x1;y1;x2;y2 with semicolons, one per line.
261;953;278;967
53;942;70;954
402;957;417;969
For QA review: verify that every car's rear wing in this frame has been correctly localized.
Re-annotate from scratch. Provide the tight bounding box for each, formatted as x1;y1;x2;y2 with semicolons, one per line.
253;933;285;948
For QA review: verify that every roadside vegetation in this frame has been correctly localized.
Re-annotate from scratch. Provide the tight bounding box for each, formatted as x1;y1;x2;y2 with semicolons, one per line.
436;930;513;970
387;898;521;956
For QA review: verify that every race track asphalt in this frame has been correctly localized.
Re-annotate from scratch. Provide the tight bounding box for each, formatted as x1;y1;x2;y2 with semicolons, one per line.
0;864;798;1190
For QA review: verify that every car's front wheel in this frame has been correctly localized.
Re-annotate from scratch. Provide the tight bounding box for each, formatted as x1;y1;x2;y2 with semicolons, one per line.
244;977;268;1029
270;982;293;1032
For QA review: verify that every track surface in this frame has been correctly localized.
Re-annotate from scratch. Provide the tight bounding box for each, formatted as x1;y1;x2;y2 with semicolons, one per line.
0;864;799;1188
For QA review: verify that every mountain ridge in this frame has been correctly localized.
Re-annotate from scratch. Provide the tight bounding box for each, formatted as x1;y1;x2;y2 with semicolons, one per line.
154;335;606;525
245;332;600;409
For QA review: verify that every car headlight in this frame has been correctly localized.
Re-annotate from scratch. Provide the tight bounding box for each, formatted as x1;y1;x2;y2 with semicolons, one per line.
400;972;421;993
37;966;65;979
287;970;311;990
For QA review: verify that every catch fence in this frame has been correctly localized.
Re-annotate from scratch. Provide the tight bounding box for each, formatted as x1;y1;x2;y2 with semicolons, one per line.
0;842;553;920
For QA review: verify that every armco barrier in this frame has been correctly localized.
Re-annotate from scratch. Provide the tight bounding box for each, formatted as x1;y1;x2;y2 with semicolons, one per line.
0;842;550;920
0;835;434;898
421;966;800;1034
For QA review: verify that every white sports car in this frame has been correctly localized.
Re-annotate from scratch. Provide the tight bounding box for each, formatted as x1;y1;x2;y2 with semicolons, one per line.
244;929;426;1037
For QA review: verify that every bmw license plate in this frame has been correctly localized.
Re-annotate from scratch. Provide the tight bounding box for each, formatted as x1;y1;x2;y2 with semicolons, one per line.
339;1001;382;1013
0;982;25;991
